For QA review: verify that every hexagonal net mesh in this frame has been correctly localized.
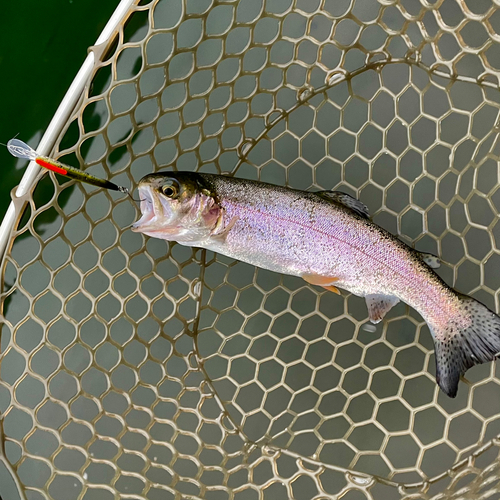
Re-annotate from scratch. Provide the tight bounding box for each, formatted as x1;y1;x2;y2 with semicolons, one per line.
1;0;500;498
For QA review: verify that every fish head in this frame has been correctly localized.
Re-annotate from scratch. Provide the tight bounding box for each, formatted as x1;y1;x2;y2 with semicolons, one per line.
131;172;221;242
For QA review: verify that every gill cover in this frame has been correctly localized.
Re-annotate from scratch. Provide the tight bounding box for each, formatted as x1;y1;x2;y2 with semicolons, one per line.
132;172;222;243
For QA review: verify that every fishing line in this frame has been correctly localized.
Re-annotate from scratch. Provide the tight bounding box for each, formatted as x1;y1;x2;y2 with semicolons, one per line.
129;193;145;202
0;133;19;148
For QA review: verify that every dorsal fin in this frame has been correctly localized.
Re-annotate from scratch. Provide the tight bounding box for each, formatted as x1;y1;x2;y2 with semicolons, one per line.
316;191;370;219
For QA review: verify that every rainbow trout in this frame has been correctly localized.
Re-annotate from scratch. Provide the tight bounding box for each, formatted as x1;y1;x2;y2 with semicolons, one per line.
132;172;500;397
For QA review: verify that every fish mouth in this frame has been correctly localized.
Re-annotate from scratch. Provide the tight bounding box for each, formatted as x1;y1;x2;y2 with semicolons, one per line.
131;186;162;232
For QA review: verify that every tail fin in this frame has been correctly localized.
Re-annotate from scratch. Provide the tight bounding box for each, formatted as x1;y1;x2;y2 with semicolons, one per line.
431;294;500;398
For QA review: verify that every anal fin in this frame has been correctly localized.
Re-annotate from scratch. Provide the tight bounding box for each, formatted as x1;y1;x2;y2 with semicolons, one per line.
365;294;400;324
211;216;238;242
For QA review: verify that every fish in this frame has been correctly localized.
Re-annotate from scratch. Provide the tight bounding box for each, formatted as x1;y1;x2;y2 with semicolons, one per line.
131;172;500;398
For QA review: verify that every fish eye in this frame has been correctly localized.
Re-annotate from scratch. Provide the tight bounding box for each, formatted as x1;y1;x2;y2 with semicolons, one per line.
161;179;179;198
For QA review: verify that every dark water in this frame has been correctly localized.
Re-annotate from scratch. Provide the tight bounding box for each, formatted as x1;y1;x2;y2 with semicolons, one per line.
0;2;118;497
0;0;117;222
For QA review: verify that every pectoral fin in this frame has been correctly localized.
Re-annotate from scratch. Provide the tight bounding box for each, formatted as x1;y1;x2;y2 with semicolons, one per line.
211;216;238;242
365;294;400;324
303;274;341;295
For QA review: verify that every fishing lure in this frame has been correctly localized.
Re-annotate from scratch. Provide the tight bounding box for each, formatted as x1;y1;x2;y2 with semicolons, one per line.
7;138;130;194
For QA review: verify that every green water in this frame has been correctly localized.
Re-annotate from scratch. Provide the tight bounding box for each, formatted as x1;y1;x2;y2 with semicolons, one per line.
0;1;118;497
0;0;118;223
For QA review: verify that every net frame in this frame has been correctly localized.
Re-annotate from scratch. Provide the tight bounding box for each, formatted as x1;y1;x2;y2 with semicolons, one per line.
1;0;500;499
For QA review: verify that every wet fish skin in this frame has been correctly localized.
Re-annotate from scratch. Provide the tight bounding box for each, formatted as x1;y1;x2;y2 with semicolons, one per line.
132;172;500;398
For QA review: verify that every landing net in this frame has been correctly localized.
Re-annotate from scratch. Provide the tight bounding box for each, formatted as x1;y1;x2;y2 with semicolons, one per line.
1;0;500;498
